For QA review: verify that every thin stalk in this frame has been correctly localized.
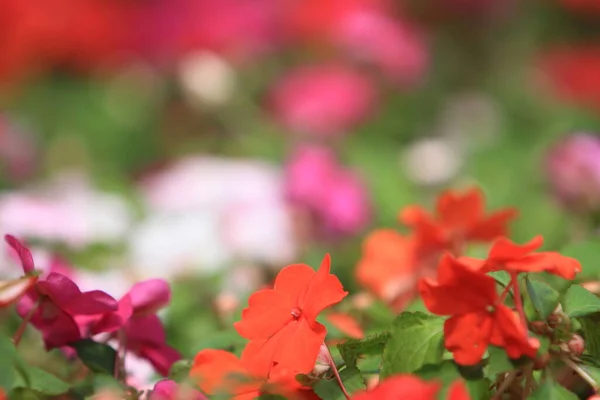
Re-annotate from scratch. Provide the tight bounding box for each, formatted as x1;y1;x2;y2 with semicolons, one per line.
562;356;599;392
13;300;41;346
510;272;528;328
325;345;350;400
492;371;518;400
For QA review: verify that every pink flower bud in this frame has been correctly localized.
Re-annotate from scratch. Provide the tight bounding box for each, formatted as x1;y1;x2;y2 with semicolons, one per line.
312;344;331;375
567;334;585;356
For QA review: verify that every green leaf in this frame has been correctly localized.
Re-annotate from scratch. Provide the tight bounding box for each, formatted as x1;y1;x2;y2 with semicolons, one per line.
484;346;514;377
337;332;389;368
526;279;560;321
381;312;445;378
71;339;117;375
561;240;600;281
13;365;71;396
579;364;600;388
0;335;19;390
528;379;578;400
579;313;600;359
416;361;489;399
8;388;41;400
488;271;511;288
169;359;192;382
563;285;600;318
313;366;365;400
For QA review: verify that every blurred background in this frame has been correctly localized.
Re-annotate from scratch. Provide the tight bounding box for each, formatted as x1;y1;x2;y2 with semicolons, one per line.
1;0;600;387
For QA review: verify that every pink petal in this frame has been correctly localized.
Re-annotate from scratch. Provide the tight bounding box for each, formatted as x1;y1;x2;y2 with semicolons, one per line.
37;273;82;308
90;294;134;335
68;290;118;315
129;279;171;317
138;344;182;377
0;276;37;307
4;234;35;273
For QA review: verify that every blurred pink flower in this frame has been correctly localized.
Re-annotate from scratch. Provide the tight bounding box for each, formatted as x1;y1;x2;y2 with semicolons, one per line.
0;116;38;181
546;133;600;212
285;146;371;237
6;235;118;349
271;65;376;137
150;379;207;400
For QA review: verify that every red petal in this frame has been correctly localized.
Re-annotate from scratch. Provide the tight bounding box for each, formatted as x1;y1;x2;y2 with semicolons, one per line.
488;236;543;261
436;188;483;230
190;349;261;395
513;252;581;279
274;264;317;305
5;235;35;274
68;290;118;315
90;294;133;335
351;375;441;400
326;312;364;339
447;380;472;400
490;305;538;360
299;254;347;323
37;273;82;308
444;313;493;366
234;289;294;340
469;208;518;242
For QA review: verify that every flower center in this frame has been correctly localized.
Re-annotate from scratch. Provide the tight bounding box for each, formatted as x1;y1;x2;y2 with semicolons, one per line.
291;307;302;320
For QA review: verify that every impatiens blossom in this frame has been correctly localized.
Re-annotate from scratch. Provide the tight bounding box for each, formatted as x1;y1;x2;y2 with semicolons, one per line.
285;146;371;237
270;65;376;137
190;349;317;400
149;379;207;400
350;375;443;400
234;254;347;375
545;133;600;212
6;235;118;349
419;254;539;365
460;235;581;280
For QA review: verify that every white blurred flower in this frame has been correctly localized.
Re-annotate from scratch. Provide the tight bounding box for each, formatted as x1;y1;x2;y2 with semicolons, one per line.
403;137;462;187
0;172;133;249
178;51;236;108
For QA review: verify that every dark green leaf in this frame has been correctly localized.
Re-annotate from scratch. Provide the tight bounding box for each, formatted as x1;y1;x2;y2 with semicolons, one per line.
563;285;600;318
71;339;117;375
0;335;19;390
526;279;560;321
528;379;578;400
13;365;70;396
561;240;600;281
8;388;40;400
381;312;445;378
313;366;365;400
337;332;389;368
168;359;192;382
579;313;600;359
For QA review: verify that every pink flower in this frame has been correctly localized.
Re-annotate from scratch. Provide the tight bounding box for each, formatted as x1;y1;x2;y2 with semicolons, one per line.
5;235;118;349
545;133;600;212
285;146;371;237
270;65;376;137
81;278;181;376
150;379;207;400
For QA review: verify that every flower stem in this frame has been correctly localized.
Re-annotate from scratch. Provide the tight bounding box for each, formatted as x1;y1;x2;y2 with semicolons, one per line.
325;344;350;400
13;300;40;346
562;355;599;392
510;272;528;328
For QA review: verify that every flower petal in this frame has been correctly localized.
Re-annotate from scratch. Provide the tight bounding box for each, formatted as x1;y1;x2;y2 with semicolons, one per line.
90;294;133;335
37;273;82;308
4;235;35;274
469;208;518;242
351;375;441;400
0;276;37;307
299;254;347;323
274;264;316;304
129;279;171;316
436;187;483;229
139;343;182;377
444;313;493;366
490;305;539;360
488;236;543;261
513;252;581;279
190;349;261;395
68;290;118;315
234;289;294;340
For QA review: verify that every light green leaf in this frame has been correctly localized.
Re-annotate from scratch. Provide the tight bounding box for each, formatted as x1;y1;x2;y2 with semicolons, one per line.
528;379;578;400
168;359;192;382
381;312;445;378
337;332;389;368
484;346;514;377
13;365;71;396
526;279;560;321
563;285;600;318
579;314;600;359
313;366;365;400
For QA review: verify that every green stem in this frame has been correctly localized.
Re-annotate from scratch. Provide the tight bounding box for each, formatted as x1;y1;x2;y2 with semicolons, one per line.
510;272;528;328
13;300;40;346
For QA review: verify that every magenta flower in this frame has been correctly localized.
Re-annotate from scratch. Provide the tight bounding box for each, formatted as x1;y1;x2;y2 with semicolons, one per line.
285;145;372;237
81;278;181;376
5;235;118;349
545;133;600;212
150;379;207;400
270;64;376;137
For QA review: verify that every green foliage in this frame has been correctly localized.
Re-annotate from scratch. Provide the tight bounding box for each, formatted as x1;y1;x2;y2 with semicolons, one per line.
578;313;600;360
528;379;578;400
484;346;514;377
526;278;560;321
337;332;389;368
562;285;600;318
12;365;71;397
381;312;445;378
313;367;366;400
416;361;490;400
169;359;193;382
71;339;117;376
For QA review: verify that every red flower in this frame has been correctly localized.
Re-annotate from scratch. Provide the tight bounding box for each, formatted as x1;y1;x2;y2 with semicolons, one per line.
189;349;318;400
399;187;517;255
6;235;118;349
351;375;470;400
461;235;581;280
326;312;364;339
419;255;538;365
234;254;347;375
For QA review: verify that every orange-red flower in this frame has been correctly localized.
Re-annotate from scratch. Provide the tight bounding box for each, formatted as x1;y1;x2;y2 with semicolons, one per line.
189;349;317;400
419;255;539;365
234;254;347;375
399;187;517;255
460;235;581;280
326;312;365;340
351;375;470;400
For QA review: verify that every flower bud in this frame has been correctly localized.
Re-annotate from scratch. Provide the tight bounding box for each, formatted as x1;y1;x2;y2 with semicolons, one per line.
567;334;585;356
545;133;600;213
312;344;331;376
